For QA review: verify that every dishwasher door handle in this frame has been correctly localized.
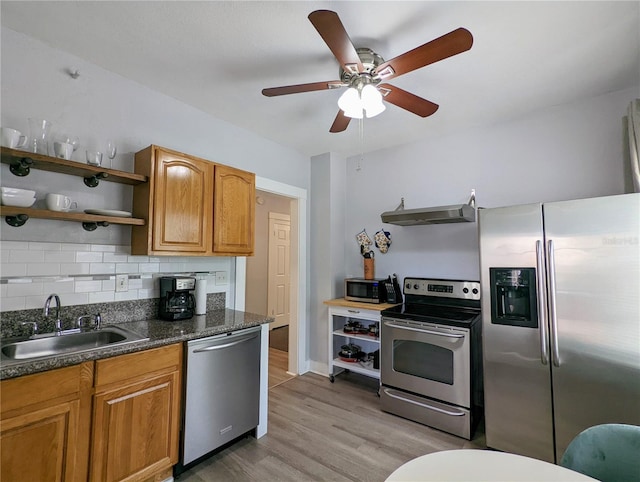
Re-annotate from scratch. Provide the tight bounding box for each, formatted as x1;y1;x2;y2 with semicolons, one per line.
192;333;259;353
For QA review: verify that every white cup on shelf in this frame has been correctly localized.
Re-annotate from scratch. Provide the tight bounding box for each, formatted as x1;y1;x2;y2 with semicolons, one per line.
1;128;27;149
46;193;77;212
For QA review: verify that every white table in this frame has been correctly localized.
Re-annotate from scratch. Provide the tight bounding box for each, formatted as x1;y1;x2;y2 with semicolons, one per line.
385;449;597;481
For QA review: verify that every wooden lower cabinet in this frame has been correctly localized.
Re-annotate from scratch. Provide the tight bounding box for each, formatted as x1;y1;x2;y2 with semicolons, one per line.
0;362;94;482
0;343;183;482
90;344;182;482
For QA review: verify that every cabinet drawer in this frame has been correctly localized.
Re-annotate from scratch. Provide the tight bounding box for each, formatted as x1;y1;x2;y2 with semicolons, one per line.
95;344;182;388
1;362;93;415
329;306;381;322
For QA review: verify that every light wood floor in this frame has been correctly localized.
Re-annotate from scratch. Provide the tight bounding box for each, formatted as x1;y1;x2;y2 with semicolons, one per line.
177;371;486;481
268;347;295;389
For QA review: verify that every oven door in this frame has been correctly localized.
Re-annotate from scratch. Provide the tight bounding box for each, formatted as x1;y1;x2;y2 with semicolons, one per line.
381;317;470;408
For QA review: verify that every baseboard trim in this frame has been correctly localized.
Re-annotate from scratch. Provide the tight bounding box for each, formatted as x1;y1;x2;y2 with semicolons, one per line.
308;361;329;377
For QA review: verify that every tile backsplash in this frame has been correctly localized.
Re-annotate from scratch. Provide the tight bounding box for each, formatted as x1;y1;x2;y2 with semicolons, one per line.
0;241;233;312
0;293;226;338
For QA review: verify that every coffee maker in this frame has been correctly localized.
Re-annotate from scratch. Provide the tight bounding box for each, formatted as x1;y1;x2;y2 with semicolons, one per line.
159;276;196;321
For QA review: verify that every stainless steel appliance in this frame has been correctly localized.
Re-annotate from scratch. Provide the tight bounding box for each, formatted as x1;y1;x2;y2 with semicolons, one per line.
479;193;640;463
345;277;387;303
159;276;196;321
380;190;476;225
380;278;482;439
176;326;261;474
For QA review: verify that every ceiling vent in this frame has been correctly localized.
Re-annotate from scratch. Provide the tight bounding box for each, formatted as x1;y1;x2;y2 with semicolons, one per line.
381;190;476;226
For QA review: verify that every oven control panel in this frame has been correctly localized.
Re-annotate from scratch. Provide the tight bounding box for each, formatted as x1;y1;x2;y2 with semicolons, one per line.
404;278;481;300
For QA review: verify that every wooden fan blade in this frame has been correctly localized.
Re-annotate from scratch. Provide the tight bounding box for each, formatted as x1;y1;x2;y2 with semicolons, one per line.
262;81;343;97
379;84;439;117
374;28;473;81
330;110;351;133
309;10;364;74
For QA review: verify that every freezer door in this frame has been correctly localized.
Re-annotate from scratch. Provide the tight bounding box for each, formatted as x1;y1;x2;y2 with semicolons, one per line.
479;203;555;462
544;193;640;461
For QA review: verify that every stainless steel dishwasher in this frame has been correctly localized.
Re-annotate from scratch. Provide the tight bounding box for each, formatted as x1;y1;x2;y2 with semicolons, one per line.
178;326;261;472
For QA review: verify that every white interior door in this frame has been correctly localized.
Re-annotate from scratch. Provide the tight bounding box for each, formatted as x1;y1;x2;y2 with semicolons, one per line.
268;213;290;329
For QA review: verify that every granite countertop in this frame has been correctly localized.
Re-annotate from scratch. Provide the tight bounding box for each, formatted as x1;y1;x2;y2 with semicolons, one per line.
0;309;272;380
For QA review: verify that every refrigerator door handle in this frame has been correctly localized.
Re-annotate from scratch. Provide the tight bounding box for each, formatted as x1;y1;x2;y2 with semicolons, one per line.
547;239;561;367
536;240;549;365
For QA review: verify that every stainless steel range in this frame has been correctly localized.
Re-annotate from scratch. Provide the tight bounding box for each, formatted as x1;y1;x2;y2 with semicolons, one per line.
380;278;482;439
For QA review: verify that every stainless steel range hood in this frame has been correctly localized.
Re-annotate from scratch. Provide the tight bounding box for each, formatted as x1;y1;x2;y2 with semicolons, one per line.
381;190;476;226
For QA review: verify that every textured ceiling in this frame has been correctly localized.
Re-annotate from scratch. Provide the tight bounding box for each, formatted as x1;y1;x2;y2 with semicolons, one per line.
2;1;639;158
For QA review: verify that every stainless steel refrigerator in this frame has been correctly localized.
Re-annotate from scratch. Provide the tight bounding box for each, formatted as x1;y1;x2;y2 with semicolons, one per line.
478;193;640;463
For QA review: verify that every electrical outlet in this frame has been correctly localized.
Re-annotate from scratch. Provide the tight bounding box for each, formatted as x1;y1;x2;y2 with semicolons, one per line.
115;274;128;292
215;271;228;285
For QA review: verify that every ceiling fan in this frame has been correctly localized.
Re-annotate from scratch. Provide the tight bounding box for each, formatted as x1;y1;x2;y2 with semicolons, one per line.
262;10;473;133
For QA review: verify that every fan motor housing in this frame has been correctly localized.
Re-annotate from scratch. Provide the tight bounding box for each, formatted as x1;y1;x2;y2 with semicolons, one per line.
339;48;385;84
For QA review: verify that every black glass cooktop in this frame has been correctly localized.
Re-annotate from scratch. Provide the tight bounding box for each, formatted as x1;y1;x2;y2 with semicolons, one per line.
381;302;481;327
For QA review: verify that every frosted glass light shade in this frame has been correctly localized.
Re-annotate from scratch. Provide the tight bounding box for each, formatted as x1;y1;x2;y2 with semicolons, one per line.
338;84;385;119
338;88;361;113
361;84;386;118
365;99;386;118
344;107;364;119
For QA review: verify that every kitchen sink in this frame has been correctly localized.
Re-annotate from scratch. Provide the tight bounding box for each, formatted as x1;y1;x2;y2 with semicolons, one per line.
1;325;149;365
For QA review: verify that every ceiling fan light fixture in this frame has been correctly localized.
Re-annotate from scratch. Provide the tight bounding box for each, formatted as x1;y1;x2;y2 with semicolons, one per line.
338;87;361;116
361;84;385;118
263;10;474;133
345;106;364;119
365;99;386;118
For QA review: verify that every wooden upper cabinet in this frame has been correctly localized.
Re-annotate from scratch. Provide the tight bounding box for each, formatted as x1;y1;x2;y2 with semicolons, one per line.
152;150;214;253
131;145;255;256
132;146;214;255
213;164;255;256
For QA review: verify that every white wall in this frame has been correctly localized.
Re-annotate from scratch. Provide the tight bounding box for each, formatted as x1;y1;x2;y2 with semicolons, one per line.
342;86;639;285
0;28;309;311
309;152;346;366
0;28;310;245
0;28;310;312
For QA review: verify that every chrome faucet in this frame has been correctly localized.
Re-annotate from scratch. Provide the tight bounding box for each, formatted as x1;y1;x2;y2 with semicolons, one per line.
44;293;62;333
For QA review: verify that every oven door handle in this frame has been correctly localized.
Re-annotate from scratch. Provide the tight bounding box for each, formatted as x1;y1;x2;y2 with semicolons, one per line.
382;388;466;417
383;321;465;338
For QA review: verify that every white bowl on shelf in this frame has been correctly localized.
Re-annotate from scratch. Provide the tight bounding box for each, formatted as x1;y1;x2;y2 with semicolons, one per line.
1;193;36;207
1;187;36;197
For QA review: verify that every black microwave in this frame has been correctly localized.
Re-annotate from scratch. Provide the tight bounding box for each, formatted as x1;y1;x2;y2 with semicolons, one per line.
344;278;387;304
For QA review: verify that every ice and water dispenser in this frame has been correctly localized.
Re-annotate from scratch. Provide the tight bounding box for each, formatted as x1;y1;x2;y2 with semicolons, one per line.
489;268;538;328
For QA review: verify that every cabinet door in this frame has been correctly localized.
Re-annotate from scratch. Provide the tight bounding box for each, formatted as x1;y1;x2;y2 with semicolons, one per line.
91;371;180;482
1;400;80;482
153;149;214;253
0;363;93;482
213;164;255;255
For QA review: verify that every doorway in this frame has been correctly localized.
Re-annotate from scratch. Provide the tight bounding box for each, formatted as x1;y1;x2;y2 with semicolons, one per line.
245;190;297;386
